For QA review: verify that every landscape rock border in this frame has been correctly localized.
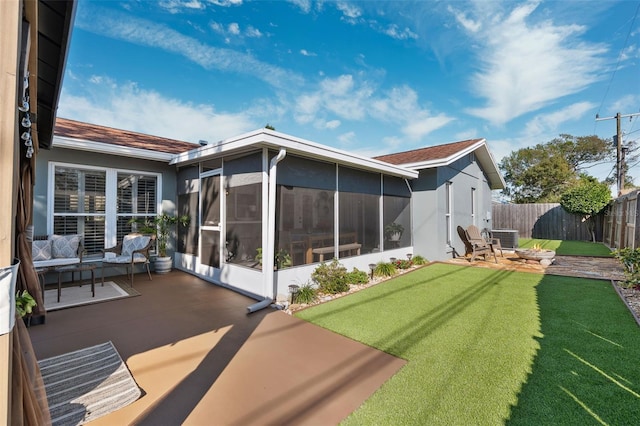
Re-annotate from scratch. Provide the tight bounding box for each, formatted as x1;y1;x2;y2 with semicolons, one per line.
612;281;640;327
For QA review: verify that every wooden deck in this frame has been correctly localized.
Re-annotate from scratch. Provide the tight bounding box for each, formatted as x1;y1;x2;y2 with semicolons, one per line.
27;270;405;425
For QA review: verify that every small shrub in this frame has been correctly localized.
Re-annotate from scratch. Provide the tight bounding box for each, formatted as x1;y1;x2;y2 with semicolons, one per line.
312;258;349;294
613;247;640;288
412;255;427;265
374;261;397;277
394;259;413;269
294;283;318;304
346;267;369;284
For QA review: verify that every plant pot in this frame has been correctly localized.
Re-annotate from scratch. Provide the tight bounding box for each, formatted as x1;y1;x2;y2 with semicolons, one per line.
0;258;20;334
389;232;401;241
155;256;173;274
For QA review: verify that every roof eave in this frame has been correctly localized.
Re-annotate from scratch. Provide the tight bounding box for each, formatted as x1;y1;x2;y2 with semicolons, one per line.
171;129;419;179
36;0;77;149
53;136;175;162
401;139;505;189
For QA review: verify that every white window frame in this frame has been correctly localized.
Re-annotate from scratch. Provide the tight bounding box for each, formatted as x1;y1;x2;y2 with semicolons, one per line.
48;162;162;253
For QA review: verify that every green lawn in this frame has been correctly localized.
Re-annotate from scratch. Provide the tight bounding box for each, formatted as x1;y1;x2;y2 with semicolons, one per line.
295;264;640;425
519;238;613;256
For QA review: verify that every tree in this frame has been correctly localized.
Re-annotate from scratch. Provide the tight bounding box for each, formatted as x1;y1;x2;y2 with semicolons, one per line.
560;176;611;242
500;134;614;203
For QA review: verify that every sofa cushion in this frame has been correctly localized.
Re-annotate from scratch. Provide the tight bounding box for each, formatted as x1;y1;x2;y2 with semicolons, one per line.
121;235;151;257
33;257;80;268
103;254;148;264
51;234;81;259
32;240;52;261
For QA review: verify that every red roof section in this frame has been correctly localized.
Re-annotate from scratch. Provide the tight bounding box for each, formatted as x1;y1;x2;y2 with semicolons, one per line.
54;118;199;154
374;139;483;165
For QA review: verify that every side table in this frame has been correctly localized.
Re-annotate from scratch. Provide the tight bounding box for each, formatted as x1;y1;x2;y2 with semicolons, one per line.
54;264;97;302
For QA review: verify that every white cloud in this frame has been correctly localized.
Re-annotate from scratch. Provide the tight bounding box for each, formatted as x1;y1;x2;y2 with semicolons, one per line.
523;101;595;137
207;0;243;6
336;2;362;23
451;2;607;125
448;6;481;33
380;135;404;152
287;0;311;14
158;0;205;14
77;7;303;90
338;131;356;144
403;115;455;140
325;120;341;129
211;21;263;39
58;79;257;143
294;76;453;141
228;22;240;35
454;129;480;141
620;44;639;61
210;21;224;34
609;94;640;114
300;49;317;57
246;26;263;38
382;24;418;40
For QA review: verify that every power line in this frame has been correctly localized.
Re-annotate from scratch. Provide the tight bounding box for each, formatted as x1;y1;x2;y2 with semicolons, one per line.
596;112;640;195
595;2;640;116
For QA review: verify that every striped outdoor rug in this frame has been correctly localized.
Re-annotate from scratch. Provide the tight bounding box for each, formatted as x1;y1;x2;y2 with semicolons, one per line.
38;341;141;426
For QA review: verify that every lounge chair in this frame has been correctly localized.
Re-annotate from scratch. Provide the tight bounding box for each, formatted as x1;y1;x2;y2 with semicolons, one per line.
456;226;473;257
101;233;156;287
464;225;497;263
481;228;503;257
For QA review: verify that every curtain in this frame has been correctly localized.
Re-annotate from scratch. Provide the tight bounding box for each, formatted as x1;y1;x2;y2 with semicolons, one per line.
16;159;45;319
11;152;50;424
11;316;51;425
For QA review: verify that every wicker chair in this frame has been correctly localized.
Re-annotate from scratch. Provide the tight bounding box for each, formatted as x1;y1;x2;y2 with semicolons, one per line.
101;233;156;287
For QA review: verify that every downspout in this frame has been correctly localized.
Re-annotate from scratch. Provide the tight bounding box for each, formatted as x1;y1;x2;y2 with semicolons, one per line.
247;148;287;313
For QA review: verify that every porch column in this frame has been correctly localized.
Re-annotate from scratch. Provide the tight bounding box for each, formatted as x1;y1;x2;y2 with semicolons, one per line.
0;1;21;423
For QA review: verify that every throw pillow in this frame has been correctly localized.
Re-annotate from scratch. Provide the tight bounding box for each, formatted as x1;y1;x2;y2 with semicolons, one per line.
32;240;52;261
121;235;151;257
51;234;81;258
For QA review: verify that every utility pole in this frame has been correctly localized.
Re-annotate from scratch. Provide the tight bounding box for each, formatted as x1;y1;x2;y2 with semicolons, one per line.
596;112;640;196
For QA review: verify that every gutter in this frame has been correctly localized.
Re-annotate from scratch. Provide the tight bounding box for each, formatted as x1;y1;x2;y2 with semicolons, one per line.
247;148;287;313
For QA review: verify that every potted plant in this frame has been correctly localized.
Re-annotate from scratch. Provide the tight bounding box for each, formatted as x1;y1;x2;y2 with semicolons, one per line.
385;222;404;241
16;290;36;327
255;248;292;269
131;212;190;274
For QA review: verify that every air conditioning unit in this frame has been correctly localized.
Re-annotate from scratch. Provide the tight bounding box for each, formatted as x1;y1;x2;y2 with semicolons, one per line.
491;230;519;249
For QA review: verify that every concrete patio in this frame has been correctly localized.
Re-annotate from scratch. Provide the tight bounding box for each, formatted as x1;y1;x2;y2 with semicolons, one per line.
28;271;405;425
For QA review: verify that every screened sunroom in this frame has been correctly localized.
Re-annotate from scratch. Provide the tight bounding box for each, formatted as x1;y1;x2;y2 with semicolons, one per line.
171;129;418;302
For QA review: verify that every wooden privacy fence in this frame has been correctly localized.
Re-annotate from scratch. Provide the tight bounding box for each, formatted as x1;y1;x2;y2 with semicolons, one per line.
492;203;603;242
602;190;640;250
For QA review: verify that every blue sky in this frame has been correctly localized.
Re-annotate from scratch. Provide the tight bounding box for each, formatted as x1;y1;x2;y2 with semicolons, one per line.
59;0;640;183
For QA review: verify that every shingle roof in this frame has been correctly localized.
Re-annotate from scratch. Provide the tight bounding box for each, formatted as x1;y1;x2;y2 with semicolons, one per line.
373;139;483;165
54;118;198;154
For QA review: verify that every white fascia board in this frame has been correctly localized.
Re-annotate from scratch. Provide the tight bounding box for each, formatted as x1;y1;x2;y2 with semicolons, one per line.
53;136;175;162
171;129;419;179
